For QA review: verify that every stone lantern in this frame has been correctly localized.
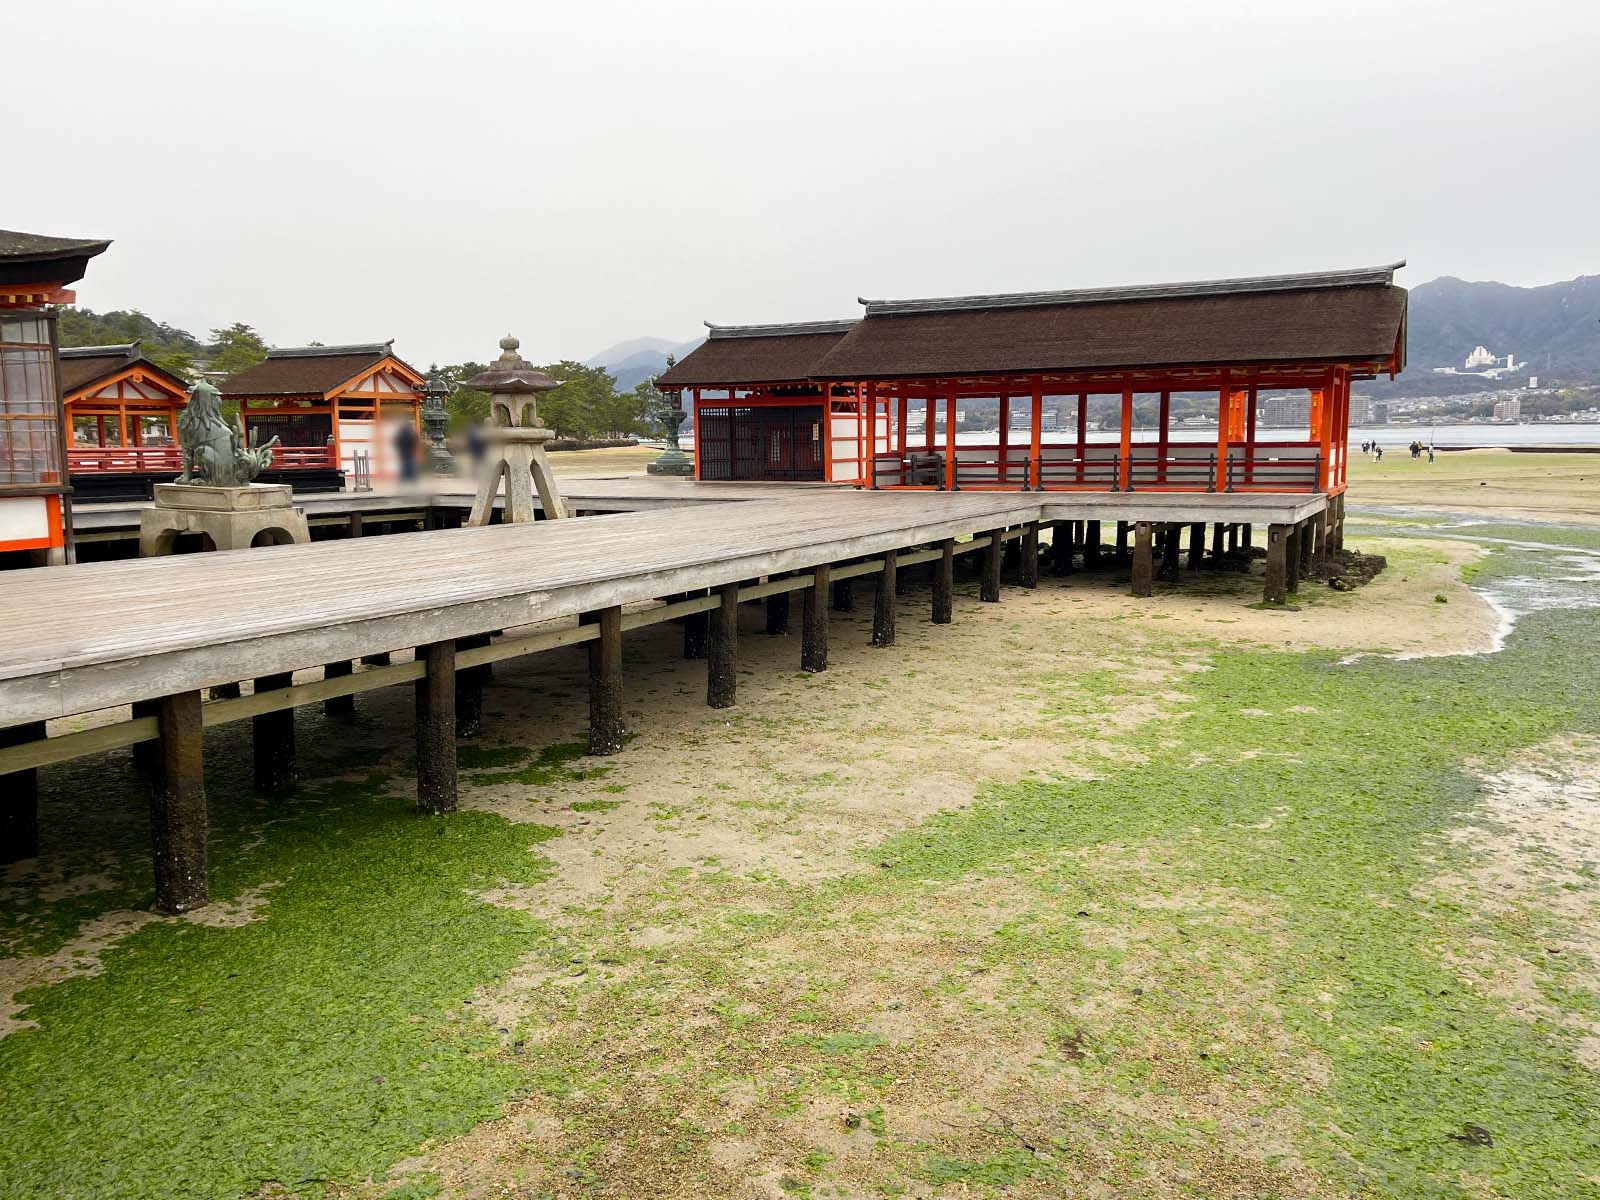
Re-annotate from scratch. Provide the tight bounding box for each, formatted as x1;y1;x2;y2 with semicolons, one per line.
464;335;569;524
421;370;455;475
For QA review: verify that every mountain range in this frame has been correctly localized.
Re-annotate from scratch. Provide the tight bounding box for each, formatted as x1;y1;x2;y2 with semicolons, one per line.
586;274;1600;398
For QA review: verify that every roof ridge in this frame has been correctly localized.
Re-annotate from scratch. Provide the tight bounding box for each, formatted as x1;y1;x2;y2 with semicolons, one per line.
266;340;394;359
705;319;857;340
859;263;1406;317
59;341;140;358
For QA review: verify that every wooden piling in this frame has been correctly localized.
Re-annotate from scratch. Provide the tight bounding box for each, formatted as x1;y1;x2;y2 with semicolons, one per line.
682;590;709;660
1159;525;1181;583
1297;518;1313;579
708;582;740;707
1050;521;1074;576
1020;523;1039;589
586;606;625;755
152;690;208;913
932;539;954;624
872;550;897;647
1227;524;1238;553
1210;522;1225;567
323;660;355;716
1312;509;1328;565
1116;520;1129;560
1187;523;1205;571
980;529;1003;602
348;511;363;539
0;720;43;864
831;576;854;613
803;564;831;672
252;673;296;792
1286;525;1301;594
1084;521;1102;567
415;641;458;813
1131;522;1154;596
765;586;790;636
132;697;162;782
1242;523;1253;550
455;634;490;737
1265;524;1289;602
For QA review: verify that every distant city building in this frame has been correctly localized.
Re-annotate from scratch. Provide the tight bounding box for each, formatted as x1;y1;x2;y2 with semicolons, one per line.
1492;397;1522;421
1464;344;1497;370
1259;393;1311;427
1349;396;1389;425
1528;375;1538;389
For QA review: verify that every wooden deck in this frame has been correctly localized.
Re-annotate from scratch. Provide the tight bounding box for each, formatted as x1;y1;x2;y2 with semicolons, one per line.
4;490;1038;724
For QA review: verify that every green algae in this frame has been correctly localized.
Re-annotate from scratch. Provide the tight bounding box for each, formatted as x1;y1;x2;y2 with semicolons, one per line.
0;765;560;1199
3;523;1598;1199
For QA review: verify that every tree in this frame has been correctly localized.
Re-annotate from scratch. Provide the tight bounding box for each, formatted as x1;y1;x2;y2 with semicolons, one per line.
208;323;268;378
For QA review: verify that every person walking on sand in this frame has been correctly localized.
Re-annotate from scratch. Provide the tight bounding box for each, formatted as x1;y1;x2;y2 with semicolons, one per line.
1374;444;1383;461
1427;445;1435;464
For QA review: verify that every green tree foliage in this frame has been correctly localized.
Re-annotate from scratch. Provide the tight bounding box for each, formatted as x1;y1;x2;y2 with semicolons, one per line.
208;323;268;378
58;307;204;381
436;359;650;442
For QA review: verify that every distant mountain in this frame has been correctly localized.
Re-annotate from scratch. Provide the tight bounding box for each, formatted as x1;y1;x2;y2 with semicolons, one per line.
1405;273;1600;380
585;335;704;393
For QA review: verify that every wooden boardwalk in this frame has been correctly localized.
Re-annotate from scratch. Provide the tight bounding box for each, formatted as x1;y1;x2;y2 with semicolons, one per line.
3;490;1035;723
0;483;1340;911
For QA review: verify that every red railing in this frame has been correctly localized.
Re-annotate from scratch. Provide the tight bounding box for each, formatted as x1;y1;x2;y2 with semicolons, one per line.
68;446;182;472
272;445;339;469
68;444;337;473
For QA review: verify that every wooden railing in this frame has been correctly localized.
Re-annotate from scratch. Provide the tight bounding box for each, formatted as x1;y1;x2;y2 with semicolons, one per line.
68;444;338;473
870;439;1328;494
68;446;181;472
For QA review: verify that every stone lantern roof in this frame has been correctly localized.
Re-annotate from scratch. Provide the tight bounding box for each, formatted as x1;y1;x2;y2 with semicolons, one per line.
465;336;560;394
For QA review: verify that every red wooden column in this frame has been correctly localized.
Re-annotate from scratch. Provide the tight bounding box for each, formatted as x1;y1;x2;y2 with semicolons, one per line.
897;386;908;460
1117;384;1133;491
1315;370;1334;492
1157;390;1171;484
944;380;957;490
1213;370;1232;492
997;390;1009;484
1245;383;1259;486
1076;393;1088;485
1029;375;1043;490
855;385;866;485
866;381;879;488
691;388;702;479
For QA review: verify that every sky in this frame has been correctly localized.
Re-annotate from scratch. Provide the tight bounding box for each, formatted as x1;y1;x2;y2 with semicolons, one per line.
7;0;1599;369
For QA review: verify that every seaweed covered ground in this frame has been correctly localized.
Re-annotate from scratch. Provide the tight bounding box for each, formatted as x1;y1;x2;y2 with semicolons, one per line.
1;505;1597;1199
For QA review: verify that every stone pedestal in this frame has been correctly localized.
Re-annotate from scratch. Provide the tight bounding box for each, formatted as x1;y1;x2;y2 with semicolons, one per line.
140;482;310;556
467;426;568;525
647;445;693;477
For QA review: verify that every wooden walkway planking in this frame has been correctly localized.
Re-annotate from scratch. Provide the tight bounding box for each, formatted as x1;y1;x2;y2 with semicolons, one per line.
1;490;1038;724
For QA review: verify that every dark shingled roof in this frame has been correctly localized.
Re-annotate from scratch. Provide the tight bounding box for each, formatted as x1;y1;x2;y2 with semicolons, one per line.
58;343;191;398
0;229;111;288
219;342;419;396
816;265;1408;379
655;320;857;388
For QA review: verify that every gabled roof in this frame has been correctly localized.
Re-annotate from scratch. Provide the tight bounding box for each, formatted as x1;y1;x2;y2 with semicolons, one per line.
817;265;1408;380
656;320;858;388
0;229;111;288
58;342;190;399
218;341;422;396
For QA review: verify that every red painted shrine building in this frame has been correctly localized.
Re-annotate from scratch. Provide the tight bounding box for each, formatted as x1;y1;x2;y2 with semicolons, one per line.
61;343;191;481
219;341;424;485
657;264;1407;496
0;229;109;565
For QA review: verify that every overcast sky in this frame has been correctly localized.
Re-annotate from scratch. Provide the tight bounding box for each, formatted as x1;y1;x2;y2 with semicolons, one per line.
8;0;1598;368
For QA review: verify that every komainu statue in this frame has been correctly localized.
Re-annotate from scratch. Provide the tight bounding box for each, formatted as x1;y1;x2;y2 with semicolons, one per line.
176;380;280;487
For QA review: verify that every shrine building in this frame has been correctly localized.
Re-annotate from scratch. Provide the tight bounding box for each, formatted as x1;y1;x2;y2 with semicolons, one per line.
219;341;424;488
657;264;1407;500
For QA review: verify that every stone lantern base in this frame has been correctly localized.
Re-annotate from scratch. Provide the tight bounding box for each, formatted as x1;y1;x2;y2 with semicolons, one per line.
467;427;569;524
140;482;311;556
